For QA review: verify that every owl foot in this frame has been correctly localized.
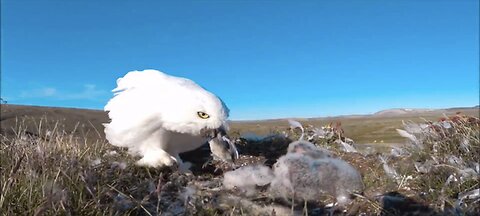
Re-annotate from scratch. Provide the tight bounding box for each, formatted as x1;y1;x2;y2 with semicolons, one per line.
136;151;177;167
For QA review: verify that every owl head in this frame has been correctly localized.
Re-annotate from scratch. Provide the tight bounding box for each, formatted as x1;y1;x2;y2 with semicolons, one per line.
156;79;230;137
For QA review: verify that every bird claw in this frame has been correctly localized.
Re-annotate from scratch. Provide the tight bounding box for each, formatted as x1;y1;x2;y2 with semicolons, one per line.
136;154;177;168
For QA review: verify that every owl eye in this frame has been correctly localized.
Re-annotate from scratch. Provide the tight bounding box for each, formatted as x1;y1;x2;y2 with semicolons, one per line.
197;111;210;119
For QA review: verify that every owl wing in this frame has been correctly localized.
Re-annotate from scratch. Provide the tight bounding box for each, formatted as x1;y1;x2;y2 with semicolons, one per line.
104;70;201;148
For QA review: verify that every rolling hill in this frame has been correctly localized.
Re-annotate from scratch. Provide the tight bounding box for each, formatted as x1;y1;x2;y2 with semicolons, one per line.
1;104;478;144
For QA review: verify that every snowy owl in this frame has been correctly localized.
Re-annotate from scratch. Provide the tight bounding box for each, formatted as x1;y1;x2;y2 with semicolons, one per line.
104;69;238;168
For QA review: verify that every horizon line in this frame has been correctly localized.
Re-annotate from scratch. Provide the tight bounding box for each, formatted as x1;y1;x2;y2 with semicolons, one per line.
2;103;478;122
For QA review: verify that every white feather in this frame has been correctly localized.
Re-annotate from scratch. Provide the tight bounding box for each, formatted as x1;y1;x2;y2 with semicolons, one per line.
379;155;399;181
288;119;305;140
334;139;358;153
104;70;231;167
396;128;423;149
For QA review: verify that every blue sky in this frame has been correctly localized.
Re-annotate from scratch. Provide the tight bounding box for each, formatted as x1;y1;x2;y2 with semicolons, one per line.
1;0;478;120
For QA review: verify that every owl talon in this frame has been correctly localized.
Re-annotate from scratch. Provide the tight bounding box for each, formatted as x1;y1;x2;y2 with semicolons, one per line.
136;153;177;168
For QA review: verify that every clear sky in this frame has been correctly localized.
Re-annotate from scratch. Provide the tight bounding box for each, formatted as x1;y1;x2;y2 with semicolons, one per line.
1;0;479;120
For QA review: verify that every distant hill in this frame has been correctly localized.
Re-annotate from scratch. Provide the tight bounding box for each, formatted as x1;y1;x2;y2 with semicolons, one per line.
1;104;478;144
1;104;109;142
373;108;437;116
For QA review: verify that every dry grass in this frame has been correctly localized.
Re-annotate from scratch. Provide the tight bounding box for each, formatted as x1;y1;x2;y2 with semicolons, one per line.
403;114;480;213
1;117;114;215
0;117;195;215
1;107;479;215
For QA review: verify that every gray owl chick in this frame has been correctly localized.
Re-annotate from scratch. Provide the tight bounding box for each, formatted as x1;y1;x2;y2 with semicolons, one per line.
287;140;333;159
270;152;364;206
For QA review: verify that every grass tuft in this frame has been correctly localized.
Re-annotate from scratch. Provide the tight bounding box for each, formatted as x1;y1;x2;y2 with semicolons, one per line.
1;112;479;215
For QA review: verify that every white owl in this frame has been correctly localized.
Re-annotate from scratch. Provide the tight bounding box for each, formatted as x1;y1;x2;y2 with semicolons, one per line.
104;69;238;168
